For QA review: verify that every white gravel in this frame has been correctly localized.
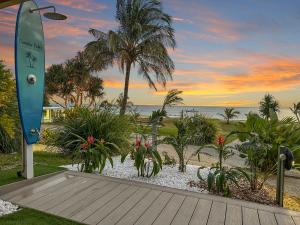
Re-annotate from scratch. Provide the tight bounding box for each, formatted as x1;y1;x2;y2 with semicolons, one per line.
62;156;210;193
0;199;19;217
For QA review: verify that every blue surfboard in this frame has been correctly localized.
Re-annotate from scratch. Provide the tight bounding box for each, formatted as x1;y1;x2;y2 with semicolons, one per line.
15;0;45;144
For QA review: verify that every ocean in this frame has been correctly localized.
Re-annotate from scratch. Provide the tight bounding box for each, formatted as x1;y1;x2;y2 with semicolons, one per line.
133;105;295;120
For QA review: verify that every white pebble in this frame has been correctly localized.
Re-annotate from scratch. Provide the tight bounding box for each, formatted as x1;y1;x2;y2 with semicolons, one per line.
62;156;210;193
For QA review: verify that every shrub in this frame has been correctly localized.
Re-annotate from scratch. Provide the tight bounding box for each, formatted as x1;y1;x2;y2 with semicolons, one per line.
73;135;115;173
0;124;15;153
186;114;217;145
53;107;132;156
133;135;162;177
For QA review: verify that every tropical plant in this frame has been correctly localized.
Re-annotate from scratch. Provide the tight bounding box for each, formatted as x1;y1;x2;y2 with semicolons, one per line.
290;102;300;122
235;133;273;190
164;117;192;172
85;0;176;115
196;135;233;170
0;61;21;153
134;135;162;177
235;112;300;172
51;107;131;156
218;107;240;124
73;135;115;173
150;89;183;151
259;93;279;120
196;135;248;197
233;112;300;188
186;114;217;145
197;166;246;197
162;151;176;166
45;51;105;108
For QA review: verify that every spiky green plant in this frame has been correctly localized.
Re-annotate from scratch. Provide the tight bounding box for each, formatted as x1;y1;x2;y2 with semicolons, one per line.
290;102;300;122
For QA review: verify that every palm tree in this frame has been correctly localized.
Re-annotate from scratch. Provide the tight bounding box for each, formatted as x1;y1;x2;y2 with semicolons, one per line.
85;0;176;115
290;102;300;122
219;107;240;124
150;89;183;151
259;93;279;120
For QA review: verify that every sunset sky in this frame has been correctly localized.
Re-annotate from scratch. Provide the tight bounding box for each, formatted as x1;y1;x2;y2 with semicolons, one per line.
1;0;300;107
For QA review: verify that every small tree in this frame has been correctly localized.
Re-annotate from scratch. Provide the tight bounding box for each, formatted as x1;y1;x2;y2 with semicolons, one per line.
219;107;240;124
259;93;279;120
45;51;105;108
290;102;300;122
164;117;191;172
149;89;183;151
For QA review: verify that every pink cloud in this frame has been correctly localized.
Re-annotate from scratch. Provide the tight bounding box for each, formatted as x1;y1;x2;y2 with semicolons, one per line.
47;0;107;12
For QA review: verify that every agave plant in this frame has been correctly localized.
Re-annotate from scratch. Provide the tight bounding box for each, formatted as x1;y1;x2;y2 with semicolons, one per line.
197;166;248;197
134;135;162;177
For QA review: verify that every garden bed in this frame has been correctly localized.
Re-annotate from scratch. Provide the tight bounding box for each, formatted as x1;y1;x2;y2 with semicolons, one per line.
62;156;210;193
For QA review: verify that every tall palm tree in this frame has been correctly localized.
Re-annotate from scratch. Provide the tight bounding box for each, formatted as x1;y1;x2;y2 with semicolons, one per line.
85;0;176;115
150;89;183;151
259;93;279;120
290;102;300;122
218;107;240;124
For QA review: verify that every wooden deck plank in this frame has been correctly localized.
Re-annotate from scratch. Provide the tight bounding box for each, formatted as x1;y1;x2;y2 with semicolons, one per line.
243;207;260;225
115;189;161;225
83;185;139;225
189;198;212;225
23;177;86;207
152;194;185;225
171;196;198;225
275;214;296;225
98;188;150;225
225;204;242;225
16;176;83;205
9;174;78;203
207;201;226;225
31;178;97;210
71;183;129;222
47;180;109;215
60;182;118;218
1;172;67;201
258;210;277;225
135;192;173;225
293;216;300;225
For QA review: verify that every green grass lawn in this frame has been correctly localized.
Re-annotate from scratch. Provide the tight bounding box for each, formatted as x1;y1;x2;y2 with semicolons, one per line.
0;208;83;225
0;151;73;186
138;117;240;140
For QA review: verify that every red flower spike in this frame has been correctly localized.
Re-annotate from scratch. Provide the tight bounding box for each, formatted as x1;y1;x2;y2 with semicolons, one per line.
144;140;151;148
135;136;141;148
81;143;88;151
87;135;95;145
216;135;225;145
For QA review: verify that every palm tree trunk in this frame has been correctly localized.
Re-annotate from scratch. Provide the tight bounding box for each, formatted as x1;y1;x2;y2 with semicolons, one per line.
152;122;158;151
120;62;131;115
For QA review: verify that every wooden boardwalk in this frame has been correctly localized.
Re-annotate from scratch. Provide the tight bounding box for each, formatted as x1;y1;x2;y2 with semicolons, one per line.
1;171;300;225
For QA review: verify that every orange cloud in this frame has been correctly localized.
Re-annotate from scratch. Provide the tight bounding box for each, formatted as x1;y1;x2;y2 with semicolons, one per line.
47;0;107;12
104;78;147;89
